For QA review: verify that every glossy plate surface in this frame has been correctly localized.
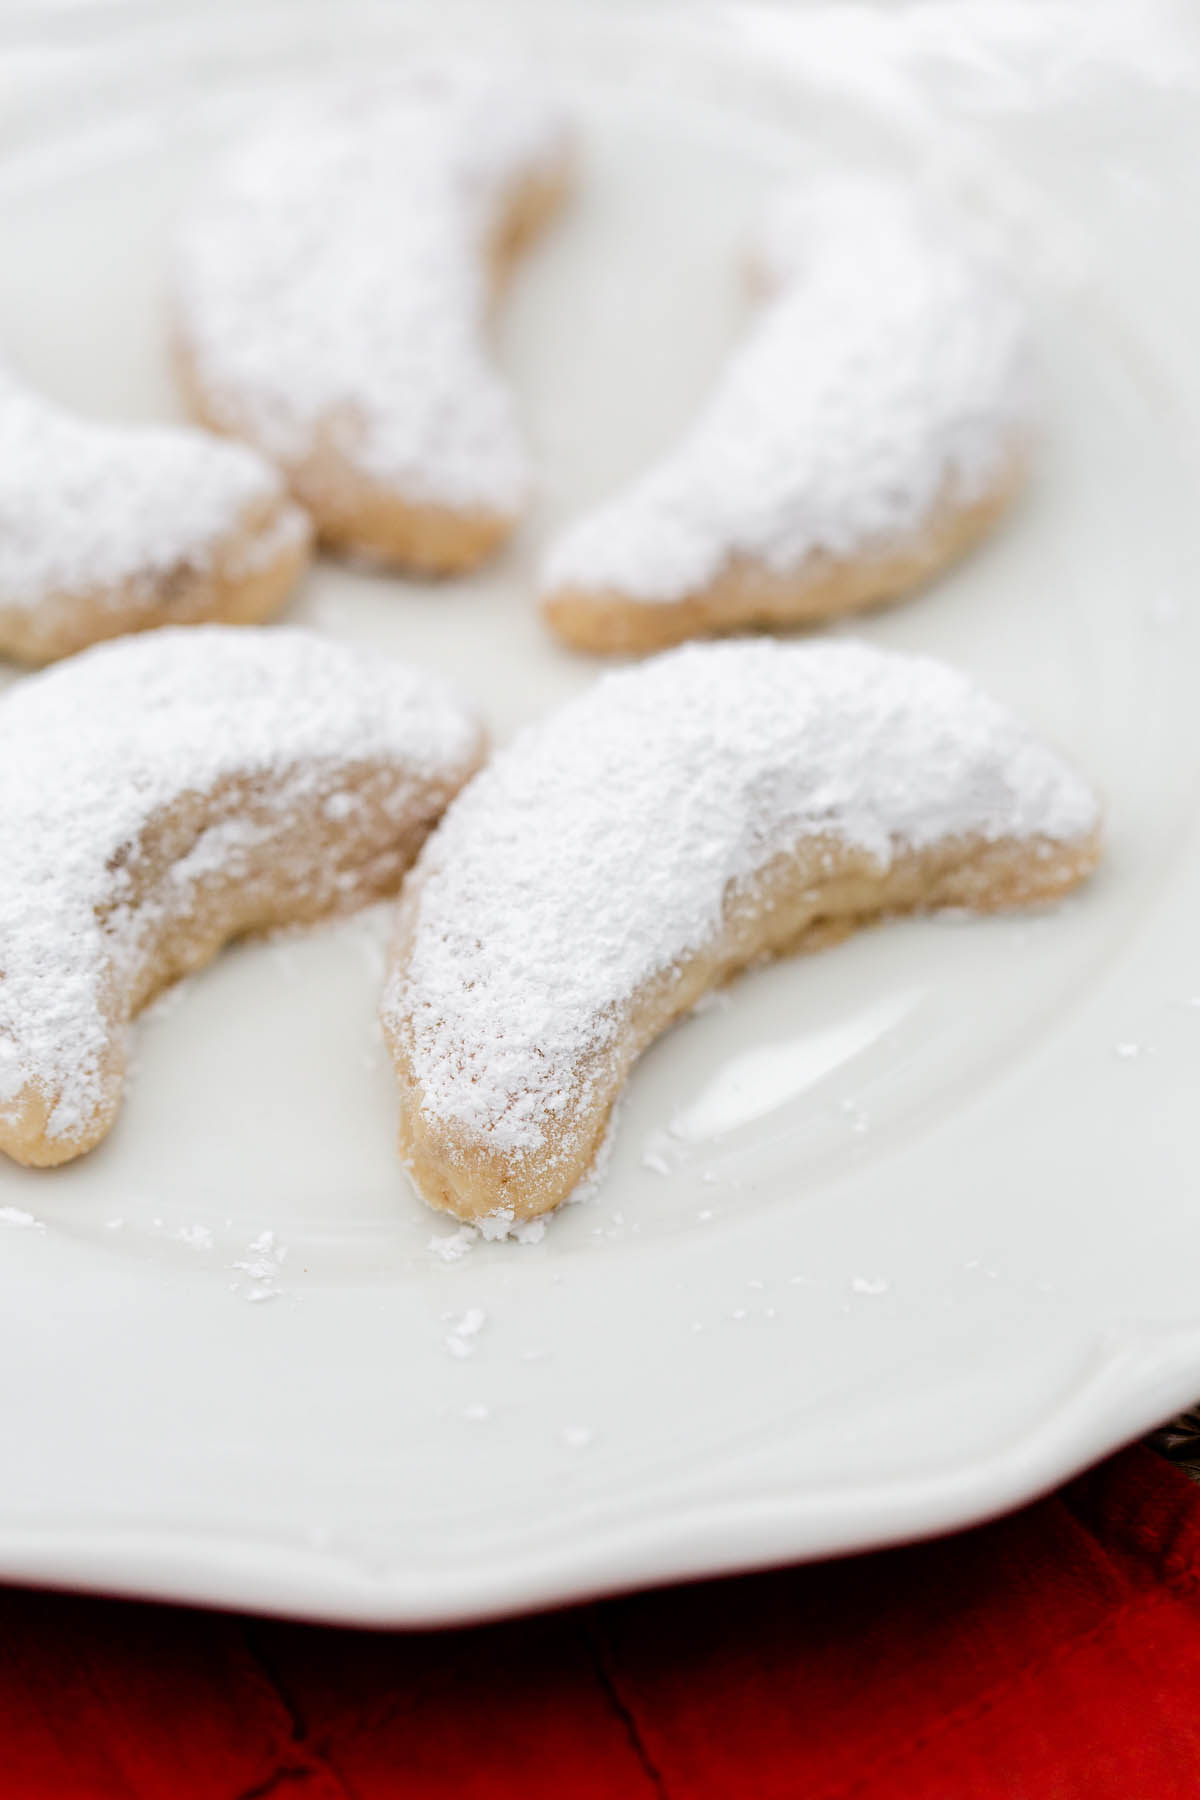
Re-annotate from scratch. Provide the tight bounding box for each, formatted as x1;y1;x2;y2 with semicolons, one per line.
2;0;1200;1623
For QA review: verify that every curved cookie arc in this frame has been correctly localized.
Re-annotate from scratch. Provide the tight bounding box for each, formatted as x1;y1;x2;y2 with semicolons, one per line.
383;640;1100;1225
173;66;572;571
0;627;485;1167
0;367;311;665
541;176;1034;653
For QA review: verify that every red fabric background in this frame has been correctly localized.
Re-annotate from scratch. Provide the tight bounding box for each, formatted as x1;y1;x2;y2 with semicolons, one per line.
4;1445;1200;1799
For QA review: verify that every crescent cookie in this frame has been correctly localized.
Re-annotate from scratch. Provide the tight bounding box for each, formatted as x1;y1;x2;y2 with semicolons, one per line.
383;640;1100;1225
0;366;310;665
541;177;1034;653
173;67;571;572
0;627;485;1168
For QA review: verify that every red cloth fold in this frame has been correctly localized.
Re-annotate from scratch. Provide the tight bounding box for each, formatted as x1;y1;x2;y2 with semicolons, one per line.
4;1444;1200;1799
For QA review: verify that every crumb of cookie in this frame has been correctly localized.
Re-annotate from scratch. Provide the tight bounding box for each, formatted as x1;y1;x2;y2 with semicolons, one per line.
174;65;571;571
0;626;485;1169
382;638;1100;1225
542;175;1033;652
0;365;310;665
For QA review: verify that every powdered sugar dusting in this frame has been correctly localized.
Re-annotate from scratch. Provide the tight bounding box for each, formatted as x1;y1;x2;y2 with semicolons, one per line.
542;175;1032;602
387;639;1097;1159
0;626;481;1149
175;65;569;513
0;365;301;617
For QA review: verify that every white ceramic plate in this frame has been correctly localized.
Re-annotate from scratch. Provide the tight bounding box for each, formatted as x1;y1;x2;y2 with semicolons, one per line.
3;0;1200;1626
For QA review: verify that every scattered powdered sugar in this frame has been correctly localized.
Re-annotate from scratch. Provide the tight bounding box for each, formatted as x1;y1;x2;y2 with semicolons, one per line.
428;1223;478;1263
231;1227;288;1303
542;174;1032;602
0;626;481;1147
839;1096;870;1136
427;1214;548;1255
850;1275;890;1296
386;639;1098;1161
444;1306;487;1358
175;1223;215;1250
0;364;299;613
0;1205;41;1229
175;65;569;512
